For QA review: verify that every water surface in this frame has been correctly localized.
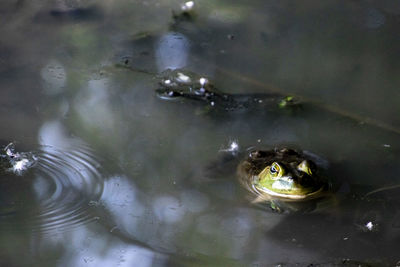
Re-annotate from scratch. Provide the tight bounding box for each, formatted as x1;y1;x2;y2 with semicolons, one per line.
1;0;400;266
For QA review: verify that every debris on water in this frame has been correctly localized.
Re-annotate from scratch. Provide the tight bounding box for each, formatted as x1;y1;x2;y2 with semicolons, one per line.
365;221;374;231
12;159;32;173
176;72;191;83
5;145;14;158
158;69;211;92
229;141;239;151
83;257;94;263
279;96;294;108
199;77;208;86
219;140;239;154
383;144;391;148
181;1;194;12
355;220;379;232
172;1;196;22
198;87;206;94
88;200;101;207
2;143;37;175
156;69;218;102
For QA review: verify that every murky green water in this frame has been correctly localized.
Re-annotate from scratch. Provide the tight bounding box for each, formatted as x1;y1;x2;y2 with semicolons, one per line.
1;0;400;266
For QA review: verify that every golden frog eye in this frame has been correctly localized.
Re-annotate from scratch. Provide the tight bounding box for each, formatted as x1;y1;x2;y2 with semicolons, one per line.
297;160;312;175
269;162;284;179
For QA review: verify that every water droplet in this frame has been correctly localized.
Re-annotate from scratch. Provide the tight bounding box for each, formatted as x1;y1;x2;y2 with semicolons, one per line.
181;1;194;11
199;77;208;86
365;221;374;231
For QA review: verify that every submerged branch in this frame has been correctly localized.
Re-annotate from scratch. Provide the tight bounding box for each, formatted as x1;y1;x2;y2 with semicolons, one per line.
217;67;400;135
365;184;400;197
108;62;400;135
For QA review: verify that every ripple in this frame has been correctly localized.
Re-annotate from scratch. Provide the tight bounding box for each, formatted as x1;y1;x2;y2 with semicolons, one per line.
0;143;105;233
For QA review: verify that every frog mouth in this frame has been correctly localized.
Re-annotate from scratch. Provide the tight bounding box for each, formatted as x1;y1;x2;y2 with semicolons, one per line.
253;179;325;201
271;176;295;191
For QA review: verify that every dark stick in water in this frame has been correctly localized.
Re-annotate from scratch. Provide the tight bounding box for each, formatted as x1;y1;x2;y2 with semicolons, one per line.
110;62;400;135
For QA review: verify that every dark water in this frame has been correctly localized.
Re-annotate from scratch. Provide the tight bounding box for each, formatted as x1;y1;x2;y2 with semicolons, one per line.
1;0;400;266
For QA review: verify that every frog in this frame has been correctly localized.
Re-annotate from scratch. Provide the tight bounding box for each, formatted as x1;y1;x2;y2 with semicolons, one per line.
236;147;330;212
241;148;400;263
156;69;300;113
234;145;400;214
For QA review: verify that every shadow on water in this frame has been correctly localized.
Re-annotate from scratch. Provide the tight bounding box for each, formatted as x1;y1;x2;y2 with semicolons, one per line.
104;36;400;267
3;0;400;266
262;184;400;264
99;25;400;263
34;6;104;23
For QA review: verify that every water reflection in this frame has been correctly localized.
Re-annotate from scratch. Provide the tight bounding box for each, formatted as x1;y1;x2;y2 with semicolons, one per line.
40;60;66;95
155;32;189;71
153;196;185;223
99;175;212;252
100;175;145;238
364;7;385;29
3;0;400;265
59;242;160;267
35;120;104;232
0;121;105;233
32;219;164;267
74;78;115;131
180;189;209;213
112;11;216;77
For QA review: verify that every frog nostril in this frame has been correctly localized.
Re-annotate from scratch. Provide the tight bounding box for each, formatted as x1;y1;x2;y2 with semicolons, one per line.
249;151;259;158
293;169;304;177
249;150;267;158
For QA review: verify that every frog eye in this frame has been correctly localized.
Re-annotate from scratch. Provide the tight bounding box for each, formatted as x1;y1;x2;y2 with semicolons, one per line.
269;162;284;179
258;162;285;181
297;160;312;175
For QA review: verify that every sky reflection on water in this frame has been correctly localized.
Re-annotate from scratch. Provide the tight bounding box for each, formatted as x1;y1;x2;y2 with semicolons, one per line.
155;32;189;71
1;0;400;266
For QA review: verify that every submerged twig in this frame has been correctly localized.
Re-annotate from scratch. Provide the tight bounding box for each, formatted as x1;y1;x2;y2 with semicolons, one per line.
216;67;400;135
108;61;400;135
365;184;400;197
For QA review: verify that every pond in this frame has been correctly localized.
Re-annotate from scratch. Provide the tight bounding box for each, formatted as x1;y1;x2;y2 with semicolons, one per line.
1;0;400;266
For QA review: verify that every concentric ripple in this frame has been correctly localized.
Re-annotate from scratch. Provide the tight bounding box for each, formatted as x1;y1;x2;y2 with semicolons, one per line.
0;143;105;233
